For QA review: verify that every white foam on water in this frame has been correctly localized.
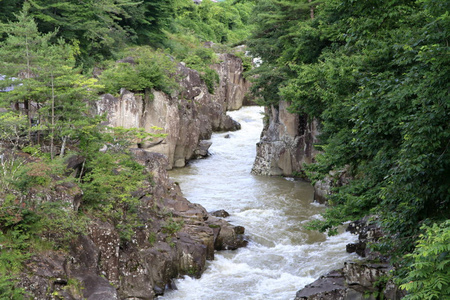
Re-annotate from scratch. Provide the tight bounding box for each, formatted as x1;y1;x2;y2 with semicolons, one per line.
161;107;358;300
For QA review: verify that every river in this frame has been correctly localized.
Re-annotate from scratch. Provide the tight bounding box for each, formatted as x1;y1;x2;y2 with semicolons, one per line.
160;106;356;300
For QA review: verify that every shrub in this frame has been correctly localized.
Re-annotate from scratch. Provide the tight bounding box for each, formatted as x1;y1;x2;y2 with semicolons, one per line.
99;47;177;95
400;220;450;299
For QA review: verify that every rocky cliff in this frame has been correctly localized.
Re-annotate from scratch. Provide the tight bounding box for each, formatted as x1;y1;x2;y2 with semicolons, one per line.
96;53;251;169
251;101;320;176
17;149;246;299
211;53;252;111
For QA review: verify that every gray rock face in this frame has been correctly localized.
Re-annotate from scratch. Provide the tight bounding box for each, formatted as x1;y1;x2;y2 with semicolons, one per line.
252;101;320;176
210;209;230;218
211;53;252;111
96;53;250;169
295;262;404;300
18;149;247;300
313;168;352;203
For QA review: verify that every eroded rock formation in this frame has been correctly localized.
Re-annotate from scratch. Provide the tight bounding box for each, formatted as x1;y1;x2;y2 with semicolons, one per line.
17;149;247;299
294;262;405;300
96;53;251;169
251;101;320;176
211;53;252;111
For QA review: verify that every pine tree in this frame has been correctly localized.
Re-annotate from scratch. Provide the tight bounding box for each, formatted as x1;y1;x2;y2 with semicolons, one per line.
0;3;56;139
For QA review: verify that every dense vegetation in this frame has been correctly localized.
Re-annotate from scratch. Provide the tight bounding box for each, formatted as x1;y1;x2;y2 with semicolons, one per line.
0;0;254;297
247;0;449;297
2;0;448;298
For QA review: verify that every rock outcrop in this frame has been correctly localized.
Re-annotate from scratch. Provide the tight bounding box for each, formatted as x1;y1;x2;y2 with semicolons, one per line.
211;53;252;111
96;53;251;169
313;168;352;204
18;149;247;299
251;101;320;176
294;262;405;300
295;219;405;300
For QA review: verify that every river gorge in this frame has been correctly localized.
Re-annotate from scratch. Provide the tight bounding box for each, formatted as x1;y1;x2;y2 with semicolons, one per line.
161;106;357;300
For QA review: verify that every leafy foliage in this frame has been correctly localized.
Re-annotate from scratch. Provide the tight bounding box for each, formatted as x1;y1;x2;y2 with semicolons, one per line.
172;0;255;45
0;112;28;149
400;221;450;299
99;47;177;95
246;0;319;106
182;47;219;93
81;151;146;243
0;0;256;295
247;0;450;292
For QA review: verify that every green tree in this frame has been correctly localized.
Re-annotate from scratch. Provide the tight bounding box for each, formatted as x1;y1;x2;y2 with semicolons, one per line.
247;0;450;291
246;0;320;106
26;0;141;66
99;46;177;95
36;39;102;159
0;5;103;157
0;3;56;129
119;0;175;46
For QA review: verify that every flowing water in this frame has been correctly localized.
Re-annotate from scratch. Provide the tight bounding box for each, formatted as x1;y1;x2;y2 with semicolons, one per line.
160;106;357;300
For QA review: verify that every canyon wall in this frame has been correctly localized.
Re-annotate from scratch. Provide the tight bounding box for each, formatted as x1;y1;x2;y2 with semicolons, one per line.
15;52;252;299
17;149;247;300
251;101;320;176
96;53;251;169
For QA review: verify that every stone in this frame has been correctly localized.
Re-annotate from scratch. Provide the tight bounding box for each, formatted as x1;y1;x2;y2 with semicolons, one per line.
343;262;391;291
211;53;253;111
294;268;378;300
17;147;248;299
210;209;230;218
206;216;248;250
295;217;402;300
252;102;320;176
345;217;386;259
294;270;348;300
81;274;120;300
194;140;212;158
15;50;252;298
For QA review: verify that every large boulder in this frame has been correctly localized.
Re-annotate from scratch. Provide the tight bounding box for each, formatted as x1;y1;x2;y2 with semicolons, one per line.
295;218;405;300
295;263;405;300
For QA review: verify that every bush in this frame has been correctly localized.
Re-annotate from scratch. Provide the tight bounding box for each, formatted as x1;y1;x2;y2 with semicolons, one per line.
183;48;219;94
400;220;450;299
13;162;52;193
100;47;177;95
81;151;147;243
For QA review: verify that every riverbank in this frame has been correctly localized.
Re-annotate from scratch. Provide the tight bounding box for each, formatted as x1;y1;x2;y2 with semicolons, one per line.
160;107;357;300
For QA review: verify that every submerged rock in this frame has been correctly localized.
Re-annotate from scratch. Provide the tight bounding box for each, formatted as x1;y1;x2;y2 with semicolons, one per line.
210;209;230;218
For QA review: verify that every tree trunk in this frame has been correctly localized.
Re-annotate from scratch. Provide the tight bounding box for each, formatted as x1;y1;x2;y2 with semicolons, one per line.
50;72;55;160
309;0;314;19
60;135;68;157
